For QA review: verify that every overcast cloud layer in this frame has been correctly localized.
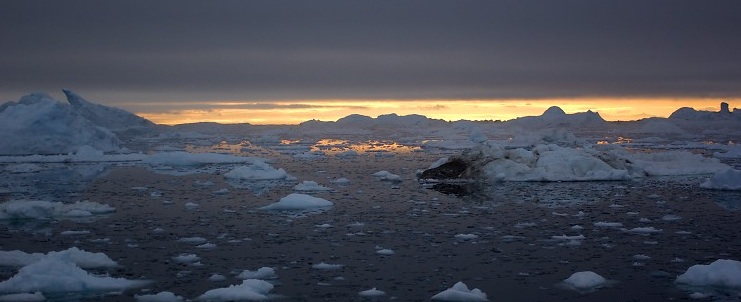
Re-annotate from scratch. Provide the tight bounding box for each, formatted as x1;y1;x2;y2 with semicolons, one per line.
1;0;740;105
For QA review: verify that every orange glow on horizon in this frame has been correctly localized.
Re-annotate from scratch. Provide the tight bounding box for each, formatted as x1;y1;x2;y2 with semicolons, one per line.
135;98;735;125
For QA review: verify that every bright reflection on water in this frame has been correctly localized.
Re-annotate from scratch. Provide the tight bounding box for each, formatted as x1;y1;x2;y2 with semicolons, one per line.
183;138;423;157
310;139;422;155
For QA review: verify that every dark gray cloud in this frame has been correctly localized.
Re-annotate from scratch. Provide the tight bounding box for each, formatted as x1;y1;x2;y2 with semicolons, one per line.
1;0;740;106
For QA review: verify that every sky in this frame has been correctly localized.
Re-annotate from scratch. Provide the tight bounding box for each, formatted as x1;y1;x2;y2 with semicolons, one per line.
1;1;740;124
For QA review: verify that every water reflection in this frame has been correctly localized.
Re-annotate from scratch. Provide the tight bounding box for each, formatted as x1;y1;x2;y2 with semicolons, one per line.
311;139;421;155
0;163;110;202
424;180;633;208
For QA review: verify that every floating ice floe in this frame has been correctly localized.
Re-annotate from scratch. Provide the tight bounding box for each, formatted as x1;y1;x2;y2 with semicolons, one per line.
0;249;148;295
330;177;350;185
0;292;45;301
311;262;344;270
700;169;741;190
376;249;395;255
0;247;117;268
134;291;185;302
559;271;609;293
173;253;201;264
454;234;479;240
419;138;732;182
176;237;208;245
197;279;274;301
224;161;292;180
0;200;114;220
259;193;333;211
431;281;488;302
373;170;402;182
237;267;277;280
675;259;741;290
358;287;386;297
293;181;332;191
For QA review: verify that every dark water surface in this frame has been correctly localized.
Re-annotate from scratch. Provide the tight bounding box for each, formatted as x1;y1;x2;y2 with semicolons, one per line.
2;152;741;301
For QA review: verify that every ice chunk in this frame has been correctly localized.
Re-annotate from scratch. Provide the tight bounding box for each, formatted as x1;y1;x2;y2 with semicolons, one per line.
358;287;386;297
0;247;117;268
0;292;45;301
259;194;333;211
197;279;274;301
700;169;741;190
134;291;184;302
311;262;343;270
561;271;607;292
0;256;147;294
675;259;741;289
237;267;277;280
293;181;332;191
224;162;291;180
373;171;402;182
431;281;488;301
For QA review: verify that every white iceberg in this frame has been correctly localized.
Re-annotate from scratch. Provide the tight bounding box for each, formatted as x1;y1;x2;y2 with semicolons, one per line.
0;92;120;155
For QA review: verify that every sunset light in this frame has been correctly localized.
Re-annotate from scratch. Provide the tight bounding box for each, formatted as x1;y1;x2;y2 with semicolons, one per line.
135;98;733;125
